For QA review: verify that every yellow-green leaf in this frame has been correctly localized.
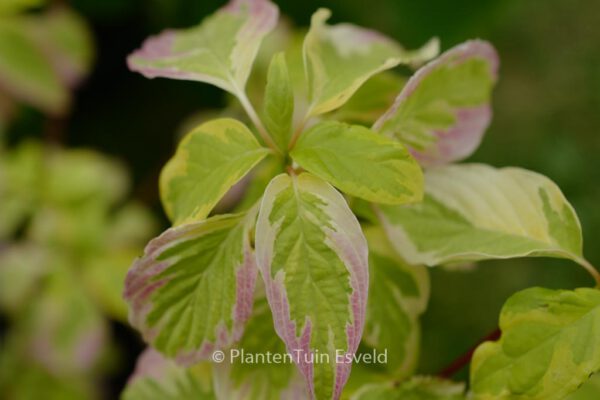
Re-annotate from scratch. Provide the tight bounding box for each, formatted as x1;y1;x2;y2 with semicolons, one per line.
291;121;423;205
160;118;269;225
471;287;600;400
263;52;294;151
377;164;587;269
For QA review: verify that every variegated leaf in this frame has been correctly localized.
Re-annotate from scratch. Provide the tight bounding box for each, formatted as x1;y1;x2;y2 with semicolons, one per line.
377;164;590;272
303;8;439;117
290;121;423;205
124;210;258;364
213;293;308;400
122;348;214;400
160;118;269;225
470;287;600;400
127;0;278;96
255;172;369;400
374;40;499;166
363;226;429;377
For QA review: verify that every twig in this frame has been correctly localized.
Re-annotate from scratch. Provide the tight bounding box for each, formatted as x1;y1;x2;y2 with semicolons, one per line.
438;328;501;378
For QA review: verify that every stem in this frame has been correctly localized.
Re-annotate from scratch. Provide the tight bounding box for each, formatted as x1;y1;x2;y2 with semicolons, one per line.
438;328;501;378
236;90;280;153
288;114;309;150
576;258;600;288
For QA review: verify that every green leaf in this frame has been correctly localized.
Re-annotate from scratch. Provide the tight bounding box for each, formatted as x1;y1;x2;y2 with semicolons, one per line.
213;293;307;399
127;0;278;97
333;72;406;125
263;52;294;151
470;287;600;400
290;121;423;205
122;348;214;400
160;118;269;225
374;40;498;166
255;172;369;400
363;226;430;377
303;8;439;117
377;164;586;268
124;210;258;364
0;17;68;114
351;376;465;400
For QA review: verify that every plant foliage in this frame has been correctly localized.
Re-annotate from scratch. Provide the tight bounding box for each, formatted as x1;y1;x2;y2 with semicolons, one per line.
123;1;600;399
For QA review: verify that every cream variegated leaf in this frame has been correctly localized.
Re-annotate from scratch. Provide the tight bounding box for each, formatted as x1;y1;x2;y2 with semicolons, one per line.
377;164;591;274
160;118;269;225
255;172;369;400
124;210;258;364
471;287;600;400
303;8;439;117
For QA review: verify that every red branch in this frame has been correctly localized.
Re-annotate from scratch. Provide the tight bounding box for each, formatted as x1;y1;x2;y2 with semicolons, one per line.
438;328;501;378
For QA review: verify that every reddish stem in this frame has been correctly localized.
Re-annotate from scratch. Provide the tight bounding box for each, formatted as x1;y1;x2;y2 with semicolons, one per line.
438;328;501;379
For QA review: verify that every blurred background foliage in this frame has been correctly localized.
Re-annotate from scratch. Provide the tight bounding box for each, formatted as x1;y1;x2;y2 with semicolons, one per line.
1;0;599;397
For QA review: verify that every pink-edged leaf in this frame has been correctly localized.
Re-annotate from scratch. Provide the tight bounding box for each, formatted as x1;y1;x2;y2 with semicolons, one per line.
127;0;278;95
123;348;214;399
255;172;369;400
123;210;258;365
374;40;499;166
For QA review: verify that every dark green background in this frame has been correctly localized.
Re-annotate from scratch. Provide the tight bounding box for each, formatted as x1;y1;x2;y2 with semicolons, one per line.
8;0;600;386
